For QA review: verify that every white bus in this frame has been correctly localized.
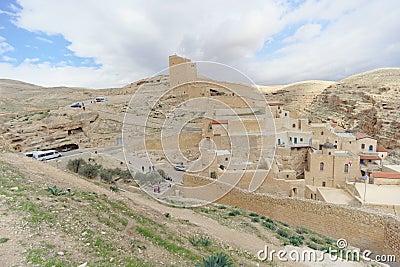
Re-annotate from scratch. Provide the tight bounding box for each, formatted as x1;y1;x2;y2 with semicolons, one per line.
32;150;62;161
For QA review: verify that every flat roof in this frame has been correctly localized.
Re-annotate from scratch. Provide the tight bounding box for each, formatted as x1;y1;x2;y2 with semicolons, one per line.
360;155;381;160
371;171;400;179
355;132;374;140
354;183;400;205
212;119;228;124
317;188;355;205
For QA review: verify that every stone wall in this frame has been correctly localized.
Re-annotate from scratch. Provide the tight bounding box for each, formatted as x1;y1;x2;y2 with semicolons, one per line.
184;175;400;258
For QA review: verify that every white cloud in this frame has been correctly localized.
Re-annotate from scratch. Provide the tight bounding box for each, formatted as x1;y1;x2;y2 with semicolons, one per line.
0;36;14;54
2;55;16;62
4;0;400;87
0;61;127;88
36;36;53;43
284;24;322;43
23;57;40;63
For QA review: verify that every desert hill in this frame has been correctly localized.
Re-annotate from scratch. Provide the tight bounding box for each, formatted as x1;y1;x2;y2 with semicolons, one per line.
1;69;399;158
261;80;334;118
307;68;400;155
0;152;360;266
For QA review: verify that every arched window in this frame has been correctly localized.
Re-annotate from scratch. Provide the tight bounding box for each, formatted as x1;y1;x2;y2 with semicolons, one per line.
361;144;365;149
320;162;324;171
369;145;374;151
344;164;349;173
321;131;324;135
292;124;296;128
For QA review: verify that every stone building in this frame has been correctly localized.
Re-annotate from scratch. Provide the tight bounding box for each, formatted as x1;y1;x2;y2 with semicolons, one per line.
169;55;197;87
304;142;360;187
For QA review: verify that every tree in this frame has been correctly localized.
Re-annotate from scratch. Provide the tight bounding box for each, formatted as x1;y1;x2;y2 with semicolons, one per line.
78;164;99;179
67;158;86;173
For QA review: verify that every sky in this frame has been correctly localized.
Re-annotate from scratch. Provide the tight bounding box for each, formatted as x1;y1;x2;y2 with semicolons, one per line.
0;0;399;88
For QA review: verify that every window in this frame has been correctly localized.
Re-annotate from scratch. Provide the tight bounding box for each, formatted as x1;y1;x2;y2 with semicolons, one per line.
369;145;374;151
361;144;365;149
277;139;281;145
300;138;303;142
225;157;228;161
321;131;324;135
320;162;324;171
322;182;326;187
344;164;349;173
292;124;296;128
285;113;287;116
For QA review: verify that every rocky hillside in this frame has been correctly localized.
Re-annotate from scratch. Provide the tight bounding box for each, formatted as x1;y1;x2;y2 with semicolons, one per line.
0;152;362;267
307;68;400;153
261;80;334;118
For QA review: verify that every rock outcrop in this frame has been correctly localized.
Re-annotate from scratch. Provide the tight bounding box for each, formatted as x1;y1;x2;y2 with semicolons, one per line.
307;68;400;154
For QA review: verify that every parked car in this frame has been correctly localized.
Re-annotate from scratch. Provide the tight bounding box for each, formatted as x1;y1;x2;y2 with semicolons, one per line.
95;97;106;102
24;151;35;157
174;164;187;172
71;102;82;108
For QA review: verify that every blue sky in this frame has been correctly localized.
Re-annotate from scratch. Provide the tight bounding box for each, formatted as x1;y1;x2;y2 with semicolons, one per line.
0;0;399;88
0;1;98;68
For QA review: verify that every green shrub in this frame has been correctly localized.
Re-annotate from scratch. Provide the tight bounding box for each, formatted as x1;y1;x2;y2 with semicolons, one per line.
45;185;66;196
196;252;233;267
260;216;266;220
296;228;309;235
306;242;318;250
189;236;212;247
277;229;289;238
279;221;289;227
218;205;227;209
310;237;324;244
265;218;274;223
78;164;99;179
67;158;86;173
262;221;276;230
0;237;9;244
289;235;304;246
228;210;240;216
110;185;119;192
119;169;133;181
249;212;259;217
325;237;334;245
164;213;170;218
100;169;114;183
210;171;217;179
251;217;260;223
